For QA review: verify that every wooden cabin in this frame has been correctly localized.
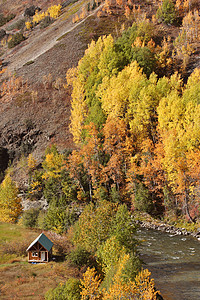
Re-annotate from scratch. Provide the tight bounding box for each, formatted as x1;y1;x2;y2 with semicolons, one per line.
27;233;53;263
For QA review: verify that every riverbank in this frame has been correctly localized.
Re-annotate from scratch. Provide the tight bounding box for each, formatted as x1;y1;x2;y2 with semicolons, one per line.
133;213;200;241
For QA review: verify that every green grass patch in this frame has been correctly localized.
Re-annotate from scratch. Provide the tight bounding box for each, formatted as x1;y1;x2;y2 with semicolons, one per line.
57;32;69;41
23;60;34;66
62;0;87;20
0;223;24;242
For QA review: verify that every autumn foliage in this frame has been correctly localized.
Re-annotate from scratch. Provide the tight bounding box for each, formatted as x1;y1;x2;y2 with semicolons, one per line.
67;29;200;221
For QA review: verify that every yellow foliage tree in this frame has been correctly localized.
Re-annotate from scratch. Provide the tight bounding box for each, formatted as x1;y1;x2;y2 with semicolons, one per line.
25;21;33;30
103;254;158;299
27;153;37;171
42;150;65;179
0;175;22;223
47;4;62;19
80;267;102;300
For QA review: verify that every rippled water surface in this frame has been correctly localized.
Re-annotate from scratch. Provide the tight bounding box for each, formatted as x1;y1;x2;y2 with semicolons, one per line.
137;228;200;300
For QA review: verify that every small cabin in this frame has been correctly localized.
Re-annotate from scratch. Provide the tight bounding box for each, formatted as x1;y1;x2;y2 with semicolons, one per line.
27;233;53;263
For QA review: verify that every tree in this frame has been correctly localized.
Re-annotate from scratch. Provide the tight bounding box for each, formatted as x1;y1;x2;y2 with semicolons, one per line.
80;267;102;300
102;117;133;197
47;4;62;19
0;175;22;223
157;70;200;220
156;0;177;25
73;201;116;252
110;204;137;252
103;258;158;300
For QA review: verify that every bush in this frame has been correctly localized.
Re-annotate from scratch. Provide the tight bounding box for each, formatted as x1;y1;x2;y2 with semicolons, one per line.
0;13;15;27
67;247;92;269
156;0;176;25
0;29;6;40
47;231;71;255
40;16;53;29
24;6;41;17
8;33;25;49
1;234;36;257
22;208;40;228
45;278;81;300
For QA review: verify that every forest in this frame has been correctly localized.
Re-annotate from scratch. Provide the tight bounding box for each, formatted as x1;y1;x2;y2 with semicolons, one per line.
0;0;200;298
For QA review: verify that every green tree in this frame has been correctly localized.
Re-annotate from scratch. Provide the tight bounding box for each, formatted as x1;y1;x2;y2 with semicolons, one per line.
73;201;116;252
156;0;176;25
110;204;137;252
22;208;40;228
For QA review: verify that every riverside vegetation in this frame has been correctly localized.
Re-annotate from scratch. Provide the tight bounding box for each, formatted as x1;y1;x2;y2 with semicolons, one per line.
0;0;200;299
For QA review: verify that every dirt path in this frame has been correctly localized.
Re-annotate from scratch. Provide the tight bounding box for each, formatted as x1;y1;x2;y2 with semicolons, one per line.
2;2;103;76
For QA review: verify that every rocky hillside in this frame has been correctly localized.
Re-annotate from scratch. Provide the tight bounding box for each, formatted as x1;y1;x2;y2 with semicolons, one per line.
0;0;199;184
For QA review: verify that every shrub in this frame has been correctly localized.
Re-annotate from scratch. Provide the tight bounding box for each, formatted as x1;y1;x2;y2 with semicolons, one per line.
40;16;53;29
23;60;34;66
0;13;15;27
1;234;35;257
156;0;176;25
0;29;6;40
0;14;6;27
8;33;25;49
22;208;40;228
15;19;26;30
7;19;25;31
45;278;81;300
24;6;41;17
6;14;16;23
47;231;71;255
67;247;93;269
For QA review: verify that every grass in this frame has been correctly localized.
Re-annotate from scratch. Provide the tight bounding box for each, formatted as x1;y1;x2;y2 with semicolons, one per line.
0;223;78;299
56;32;69;41
62;0;87;20
0;260;77;299
0;222;27;242
23;60;34;66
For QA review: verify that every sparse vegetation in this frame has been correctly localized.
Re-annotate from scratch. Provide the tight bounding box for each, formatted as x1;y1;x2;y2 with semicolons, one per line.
0;13;15;27
8;32;25;48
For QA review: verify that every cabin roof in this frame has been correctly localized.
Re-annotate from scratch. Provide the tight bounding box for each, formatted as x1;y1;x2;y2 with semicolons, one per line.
26;233;53;252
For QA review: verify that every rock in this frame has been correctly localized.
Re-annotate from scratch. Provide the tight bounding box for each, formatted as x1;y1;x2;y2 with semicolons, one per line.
0;147;9;175
21;197;48;211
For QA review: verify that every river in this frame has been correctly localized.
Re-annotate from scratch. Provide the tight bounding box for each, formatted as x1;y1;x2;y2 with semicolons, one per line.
137;228;200;300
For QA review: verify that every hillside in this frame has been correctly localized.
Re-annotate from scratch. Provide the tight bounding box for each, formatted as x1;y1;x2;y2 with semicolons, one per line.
0;0;127;176
0;0;199;175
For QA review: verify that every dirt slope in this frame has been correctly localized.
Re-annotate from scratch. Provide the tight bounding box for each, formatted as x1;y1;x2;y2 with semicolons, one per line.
2;3;103;78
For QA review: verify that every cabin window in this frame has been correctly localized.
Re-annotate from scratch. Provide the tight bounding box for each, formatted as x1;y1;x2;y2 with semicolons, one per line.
32;251;38;257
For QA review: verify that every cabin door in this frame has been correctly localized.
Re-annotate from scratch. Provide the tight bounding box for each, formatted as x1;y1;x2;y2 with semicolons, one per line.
41;251;45;261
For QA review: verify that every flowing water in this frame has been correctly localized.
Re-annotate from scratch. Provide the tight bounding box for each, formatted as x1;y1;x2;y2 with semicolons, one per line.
137;228;200;300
